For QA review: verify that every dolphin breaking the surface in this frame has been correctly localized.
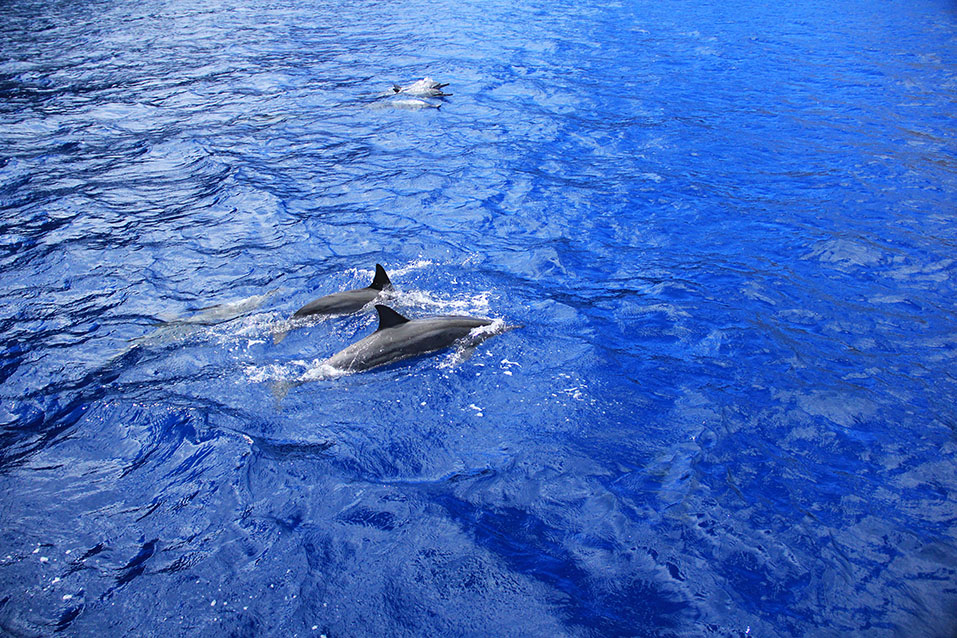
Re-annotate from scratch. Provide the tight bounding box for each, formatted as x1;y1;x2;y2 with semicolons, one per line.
322;304;507;373
391;77;452;97
293;264;392;318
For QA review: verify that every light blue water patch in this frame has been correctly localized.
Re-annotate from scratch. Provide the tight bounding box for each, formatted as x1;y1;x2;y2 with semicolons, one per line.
1;0;956;635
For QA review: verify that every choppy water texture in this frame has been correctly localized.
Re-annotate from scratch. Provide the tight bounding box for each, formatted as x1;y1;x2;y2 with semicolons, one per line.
2;0;956;635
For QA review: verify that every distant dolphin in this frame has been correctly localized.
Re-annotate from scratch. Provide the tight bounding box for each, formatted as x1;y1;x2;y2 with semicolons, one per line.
293;264;392;318
323;304;507;373
392;77;452;97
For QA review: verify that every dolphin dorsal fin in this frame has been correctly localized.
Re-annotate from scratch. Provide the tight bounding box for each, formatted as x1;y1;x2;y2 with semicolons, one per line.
375;305;410;331
369;264;392;290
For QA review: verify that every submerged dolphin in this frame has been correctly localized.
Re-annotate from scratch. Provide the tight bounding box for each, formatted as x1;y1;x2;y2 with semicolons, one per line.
293;264;392;318
323;304;504;372
163;291;277;326
130;290;278;347
392;77;452;97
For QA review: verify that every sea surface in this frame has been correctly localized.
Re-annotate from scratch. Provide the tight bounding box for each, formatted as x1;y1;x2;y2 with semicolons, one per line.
1;0;956;635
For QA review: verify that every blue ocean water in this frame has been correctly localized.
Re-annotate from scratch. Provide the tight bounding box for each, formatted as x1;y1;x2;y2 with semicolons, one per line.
1;0;956;634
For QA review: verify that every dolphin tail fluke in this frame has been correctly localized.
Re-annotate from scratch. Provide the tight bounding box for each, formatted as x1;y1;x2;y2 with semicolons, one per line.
370;264;392;290
270;378;300;403
272;327;290;345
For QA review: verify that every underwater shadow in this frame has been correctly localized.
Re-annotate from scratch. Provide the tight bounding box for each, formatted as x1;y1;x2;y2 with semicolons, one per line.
428;491;689;636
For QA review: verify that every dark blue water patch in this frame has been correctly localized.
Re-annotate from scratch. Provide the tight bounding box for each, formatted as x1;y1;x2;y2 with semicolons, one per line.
430;490;690;636
0;398;88;472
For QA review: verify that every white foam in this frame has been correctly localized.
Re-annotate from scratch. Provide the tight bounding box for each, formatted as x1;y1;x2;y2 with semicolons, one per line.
386;259;434;277
394;288;492;317
243;360;308;384
470;318;507;338
299;361;349;382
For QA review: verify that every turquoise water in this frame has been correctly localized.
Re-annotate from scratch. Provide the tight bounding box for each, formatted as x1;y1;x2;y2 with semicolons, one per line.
1;0;956;635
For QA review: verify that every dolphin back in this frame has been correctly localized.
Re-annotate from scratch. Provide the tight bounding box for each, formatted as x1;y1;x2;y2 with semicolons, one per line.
323;306;497;373
293;288;380;317
292;265;393;318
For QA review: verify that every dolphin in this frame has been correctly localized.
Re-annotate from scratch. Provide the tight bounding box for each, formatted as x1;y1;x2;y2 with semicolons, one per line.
161;291;277;326
293;264;392;318
322;304;505;373
392;77;452;97
130;290;278;347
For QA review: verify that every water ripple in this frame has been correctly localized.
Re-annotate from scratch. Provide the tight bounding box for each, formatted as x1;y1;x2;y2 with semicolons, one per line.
1;0;956;635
